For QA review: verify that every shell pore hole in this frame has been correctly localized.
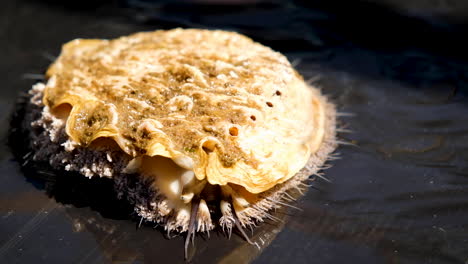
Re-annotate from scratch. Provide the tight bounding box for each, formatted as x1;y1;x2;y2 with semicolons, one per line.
51;103;72;120
266;102;274;107
229;127;239;136
202;139;217;153
250;115;256;121
275;90;282;96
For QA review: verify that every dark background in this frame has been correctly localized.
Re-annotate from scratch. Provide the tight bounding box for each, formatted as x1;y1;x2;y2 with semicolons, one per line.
1;0;468;263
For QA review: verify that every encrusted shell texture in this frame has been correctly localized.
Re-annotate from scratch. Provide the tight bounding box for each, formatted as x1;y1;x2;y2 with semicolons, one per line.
43;28;326;194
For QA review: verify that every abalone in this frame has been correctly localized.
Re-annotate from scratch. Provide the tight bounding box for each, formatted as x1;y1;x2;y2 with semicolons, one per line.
24;28;337;256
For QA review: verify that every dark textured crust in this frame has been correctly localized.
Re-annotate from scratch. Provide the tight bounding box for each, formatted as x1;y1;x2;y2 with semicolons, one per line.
24;83;337;232
24;84;171;227
25;84;130;179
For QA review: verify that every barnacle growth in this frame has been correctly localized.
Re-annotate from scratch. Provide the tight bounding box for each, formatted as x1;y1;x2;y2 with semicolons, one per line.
25;29;337;255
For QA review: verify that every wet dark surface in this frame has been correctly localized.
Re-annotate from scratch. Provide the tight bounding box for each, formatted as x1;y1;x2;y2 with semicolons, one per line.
2;0;468;263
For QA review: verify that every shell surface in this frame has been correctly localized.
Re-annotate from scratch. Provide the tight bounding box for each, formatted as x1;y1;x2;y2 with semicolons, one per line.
43;28;328;194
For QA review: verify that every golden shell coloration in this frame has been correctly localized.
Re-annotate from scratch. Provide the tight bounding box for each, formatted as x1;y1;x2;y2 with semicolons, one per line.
31;28;337;251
